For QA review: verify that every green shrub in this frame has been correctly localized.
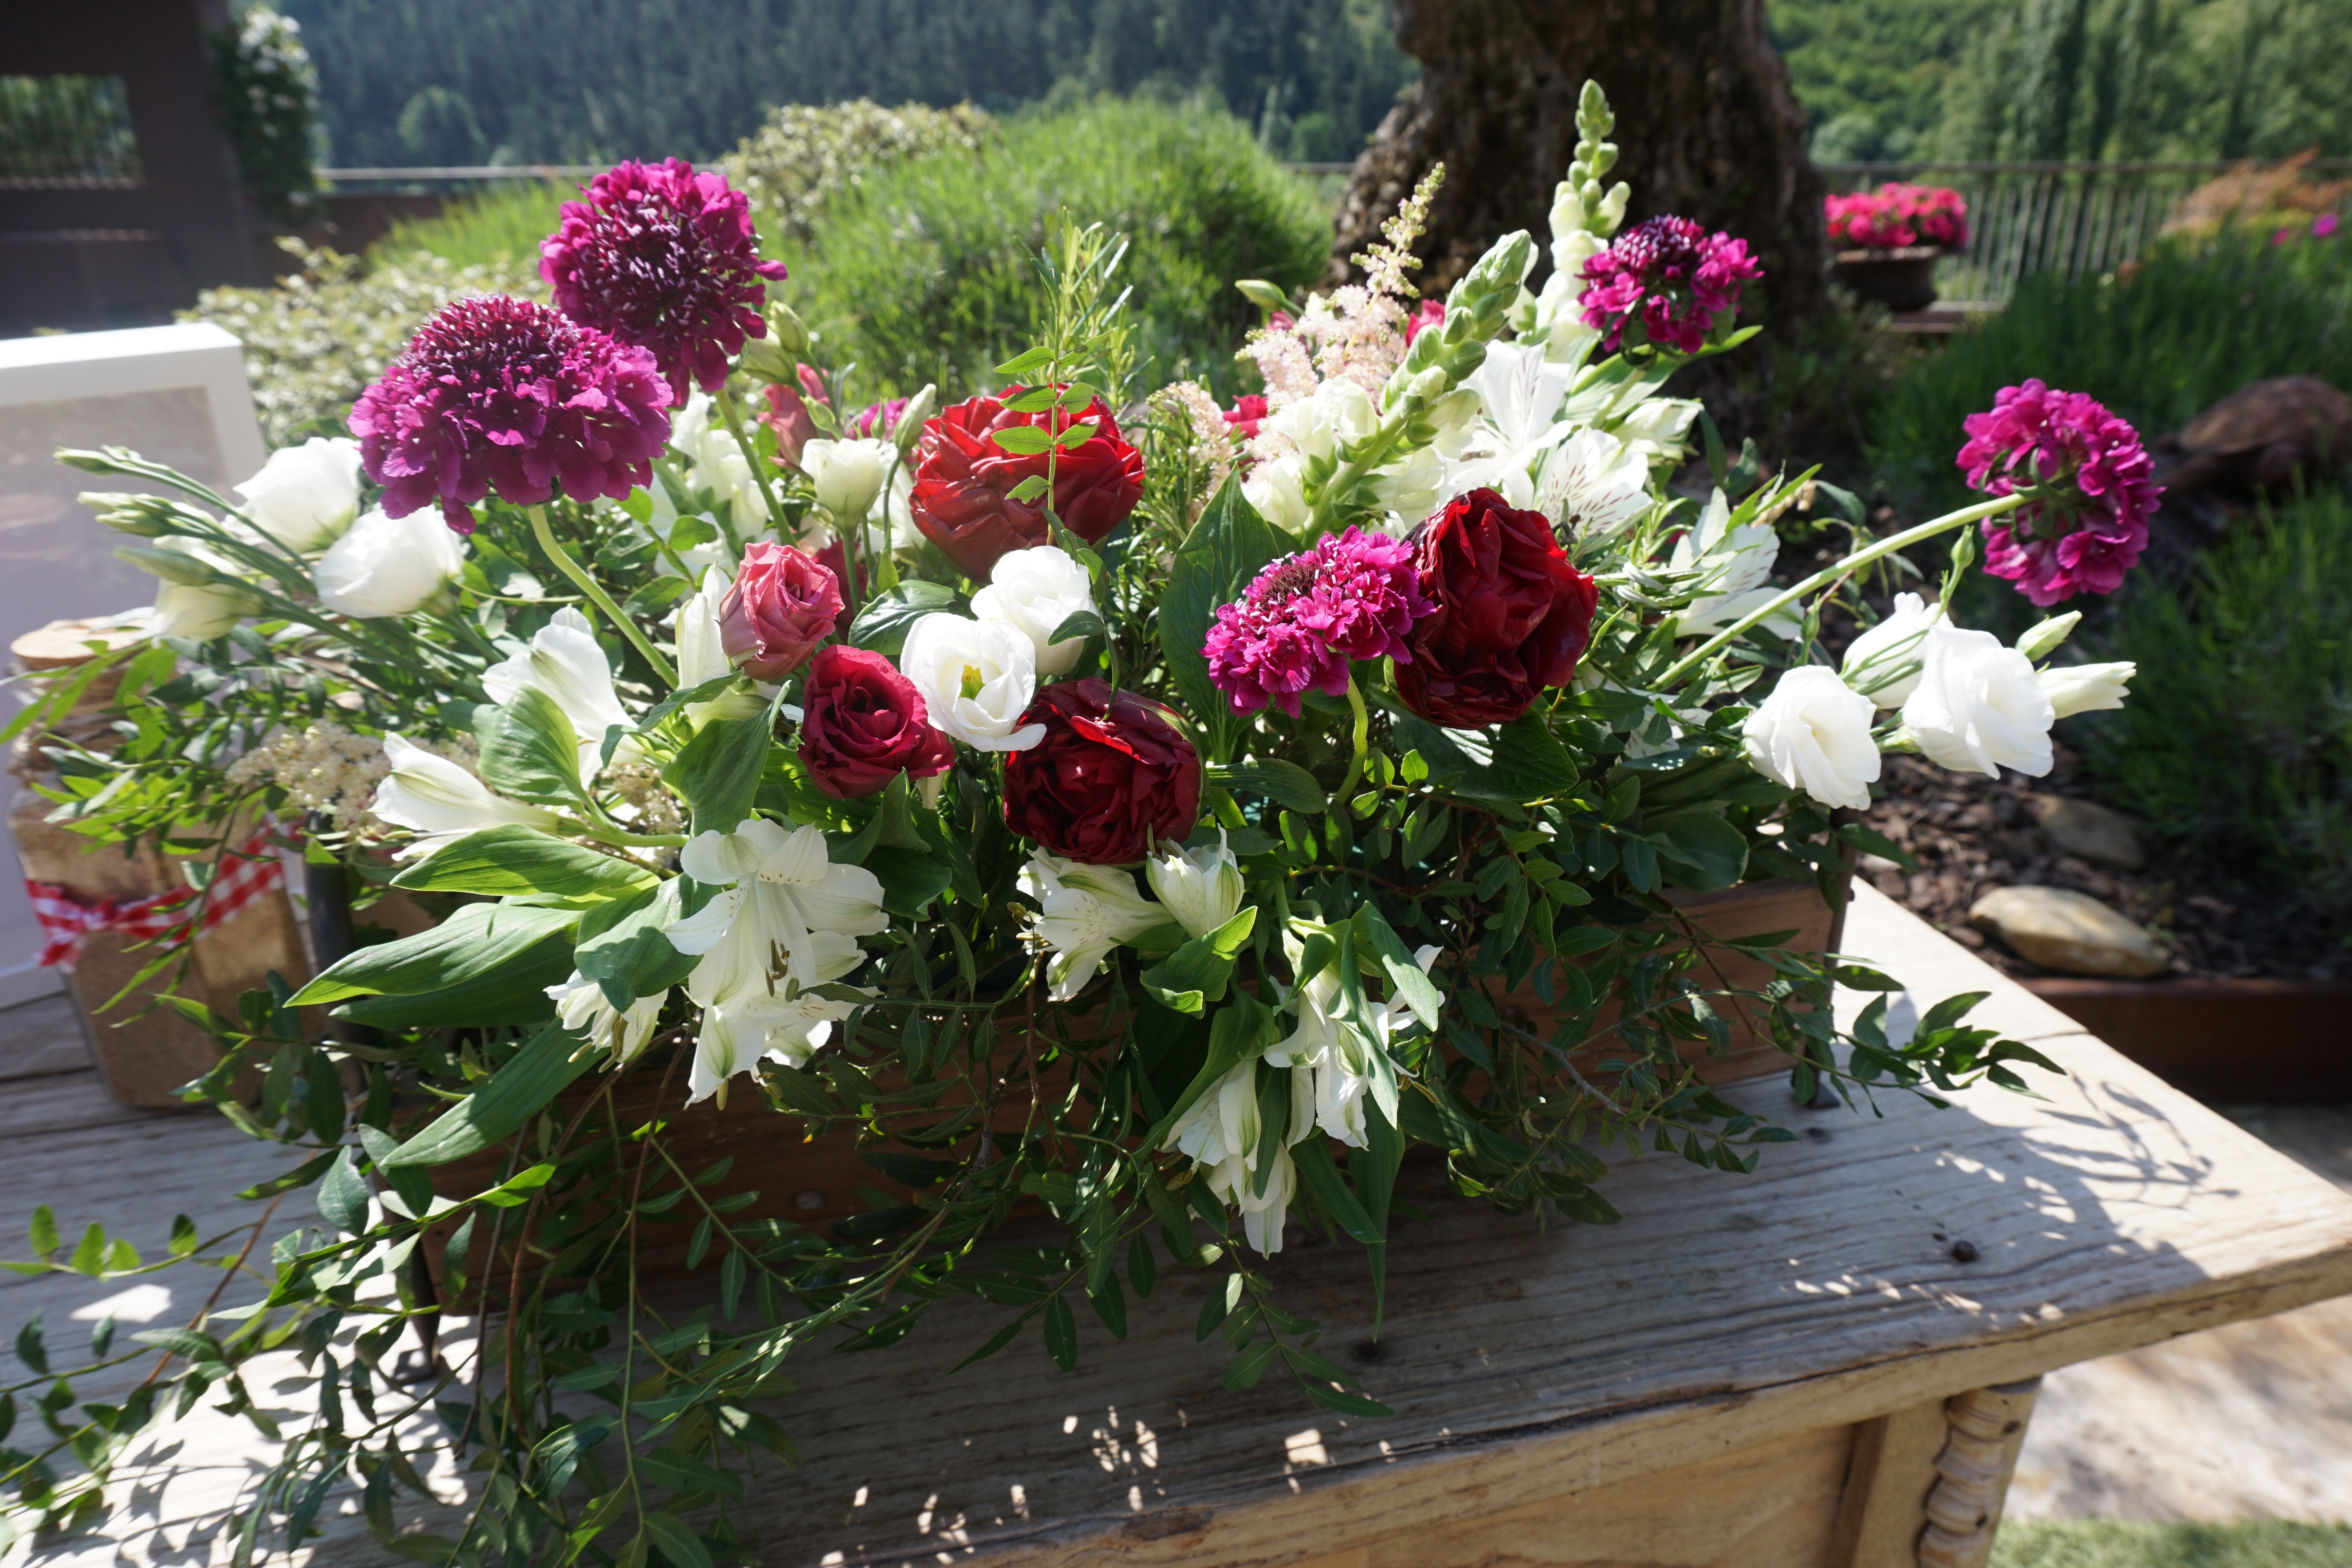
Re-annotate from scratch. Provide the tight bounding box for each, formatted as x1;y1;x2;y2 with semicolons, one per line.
374;179;570;272
785;96;1331;399
722;99;996;249
1993;1519;2352;1568
2081;488;2352;913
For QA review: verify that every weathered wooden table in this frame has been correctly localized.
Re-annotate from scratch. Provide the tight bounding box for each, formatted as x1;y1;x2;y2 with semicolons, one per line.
711;886;2352;1568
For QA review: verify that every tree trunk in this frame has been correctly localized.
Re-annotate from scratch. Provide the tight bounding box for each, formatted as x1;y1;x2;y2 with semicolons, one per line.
1331;0;1829;332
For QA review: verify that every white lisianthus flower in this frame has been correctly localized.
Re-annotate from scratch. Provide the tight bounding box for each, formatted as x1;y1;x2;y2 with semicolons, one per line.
1671;490;1799;639
686;931;872;1103
1742;666;1883;812
2040;660;2137;719
314;507;467;618
799;437;893;524
485;607;635;777
232;437;363;555
1537;427;1651;541
1840;592;1947;708
972;546;1096;679
1266;375;1379;463
1018;856;1179;1002
665;819;888;1006
1243;452;1312;532
670;566;764;725
545;971;667;1063
1144;830;1245;940
671;392;771;530
140;537;260;638
370;733;560;857
1900;624;2055;779
898;613;1046;752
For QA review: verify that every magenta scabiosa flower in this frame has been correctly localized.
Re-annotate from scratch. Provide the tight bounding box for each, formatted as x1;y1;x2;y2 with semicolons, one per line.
1578;215;1763;356
349;294;671;533
539;158;788;405
1205;526;1433;716
1957;379;2161;606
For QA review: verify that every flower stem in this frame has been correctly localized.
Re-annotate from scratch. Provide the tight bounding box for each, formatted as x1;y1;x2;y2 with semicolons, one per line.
1337;676;1371;802
713;381;785;536
528;505;679;687
1655;492;2028;689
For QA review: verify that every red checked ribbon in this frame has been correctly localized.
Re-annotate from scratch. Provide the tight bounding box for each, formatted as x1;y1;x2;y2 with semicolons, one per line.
27;824;296;971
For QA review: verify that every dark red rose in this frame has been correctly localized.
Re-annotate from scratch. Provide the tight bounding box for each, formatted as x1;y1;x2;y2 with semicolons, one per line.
1396;487;1599;728
798;644;956;800
718;540;842;681
1002;679;1201;865
908;388;1143;581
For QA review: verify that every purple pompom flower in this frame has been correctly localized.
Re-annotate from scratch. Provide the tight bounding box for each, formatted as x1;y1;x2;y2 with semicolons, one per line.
1956;379;2160;607
1578;216;1763;355
349;294;672;533
1205;527;1433;716
540;158;788;405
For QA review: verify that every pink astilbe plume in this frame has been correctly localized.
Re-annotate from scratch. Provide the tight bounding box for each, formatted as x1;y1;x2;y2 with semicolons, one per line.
541;158;788;405
1579;215;1762;355
349;294;672;533
1205;527;1433;715
1957;379;2160;606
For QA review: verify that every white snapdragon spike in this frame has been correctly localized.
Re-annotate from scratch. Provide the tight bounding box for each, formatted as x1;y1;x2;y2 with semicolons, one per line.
233;437;363;555
1900;624;2056;779
685;931;871;1104
1840;592;1947;708
314;507;468;618
799;437;893;524
545;971;667;1063
1742;666;1884;812
973;546;1096;679
671;392;771;530
1144;831;1244;940
1537;427;1650;541
1670;490;1800;639
1266;376;1378;463
898;614;1046;752
1242;452;1311;532
484;608;635;776
2040;660;2136;719
371;733;561;857
665;819;888;1005
1018;856;1177;1002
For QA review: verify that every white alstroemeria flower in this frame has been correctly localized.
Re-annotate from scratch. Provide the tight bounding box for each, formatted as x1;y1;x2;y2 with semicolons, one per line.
371;733;561;857
671;392;771;530
1670;490;1799;639
1145;831;1244;940
1742;666;1883;811
1900;624;2055;779
1018;856;1178;1002
1205;1143;1300;1257
1840;592;1947;708
898;613;1046;752
314;507;467;618
485;608;635;776
546;971;668;1063
1243;452;1312;532
1435;341;1579;508
665;819;888;1005
233;437;363;555
1163;1058;1314;1171
1610;397;1701;463
799;437;893;524
973;546;1096;679
685;930;871;1103
1266;376;1378;463
1537;426;1651;541
2040;660;2136;719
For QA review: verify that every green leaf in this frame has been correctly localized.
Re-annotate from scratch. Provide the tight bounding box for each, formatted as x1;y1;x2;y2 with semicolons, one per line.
1291;1138;1379;1244
27;1205;57;1258
988;425;1056;456
846;581;965;658
1488;713;1582;799
1160;475;1289;760
1303;1382;1395;1418
1352;904;1440;1031
1207;760;1326;815
475;686;588;806
333;940;572;1028
317;1148;371;1234
640;1511;715;1568
290;902;578;1005
994;345;1053;377
382;1023;594;1168
14;1312;45;1375
1042;1294;1078;1372
662;712;771;836
392;826;655;900
572;880;696;1011
1647;808;1749;892
1139;907;1258;1014
862;846;952;919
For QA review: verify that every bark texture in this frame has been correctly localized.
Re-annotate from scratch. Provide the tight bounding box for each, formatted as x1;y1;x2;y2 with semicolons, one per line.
1331;0;1829;328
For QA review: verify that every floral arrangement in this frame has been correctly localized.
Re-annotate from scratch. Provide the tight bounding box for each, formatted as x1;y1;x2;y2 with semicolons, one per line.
1825;182;1971;252
3;83;2152;1559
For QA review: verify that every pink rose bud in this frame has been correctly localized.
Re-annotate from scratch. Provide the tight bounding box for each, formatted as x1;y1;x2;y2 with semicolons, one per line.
760;383;821;467
717;541;843;680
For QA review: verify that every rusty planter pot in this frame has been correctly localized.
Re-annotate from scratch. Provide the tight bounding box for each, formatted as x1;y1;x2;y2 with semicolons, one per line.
2020;976;2352;1101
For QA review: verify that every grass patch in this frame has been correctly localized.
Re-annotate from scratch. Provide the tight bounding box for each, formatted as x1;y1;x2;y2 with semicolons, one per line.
1994;1520;2352;1568
374;180;572;273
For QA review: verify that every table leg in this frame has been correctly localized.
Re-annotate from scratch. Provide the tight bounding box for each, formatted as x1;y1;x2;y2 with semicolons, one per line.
1919;1378;2042;1568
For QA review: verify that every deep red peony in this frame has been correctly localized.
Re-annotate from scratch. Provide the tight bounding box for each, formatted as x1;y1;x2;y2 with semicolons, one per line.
1396;488;1600;728
908;389;1143;581
798;645;956;800
717;541;842;681
1002;679;1200;865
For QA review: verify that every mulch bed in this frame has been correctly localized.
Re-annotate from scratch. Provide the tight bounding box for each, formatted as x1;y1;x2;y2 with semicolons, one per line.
1860;751;2346;984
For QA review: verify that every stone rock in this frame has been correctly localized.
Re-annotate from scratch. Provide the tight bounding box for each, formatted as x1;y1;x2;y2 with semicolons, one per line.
2032;795;2146;871
1968;886;2168;978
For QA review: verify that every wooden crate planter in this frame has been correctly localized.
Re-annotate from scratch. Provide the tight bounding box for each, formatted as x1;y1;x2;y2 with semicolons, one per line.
1832;246;1945;313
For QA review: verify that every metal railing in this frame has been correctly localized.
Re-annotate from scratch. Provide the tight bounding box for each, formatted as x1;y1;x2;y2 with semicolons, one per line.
1820;158;2352;304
